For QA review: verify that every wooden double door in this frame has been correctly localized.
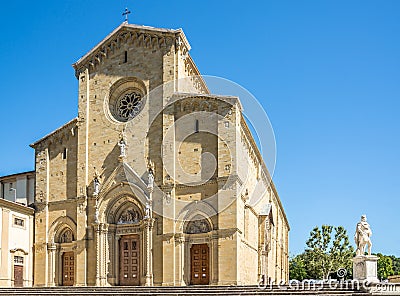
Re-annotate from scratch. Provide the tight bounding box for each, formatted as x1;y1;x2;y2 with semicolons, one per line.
190;244;210;285
62;252;75;286
119;234;140;286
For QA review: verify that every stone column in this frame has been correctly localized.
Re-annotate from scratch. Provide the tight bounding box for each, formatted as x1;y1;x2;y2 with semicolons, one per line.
144;218;155;286
91;222;109;286
211;232;219;285
259;249;268;285
115;235;121;285
102;225;109;286
47;243;56;287
93;223;101;286
175;233;185;286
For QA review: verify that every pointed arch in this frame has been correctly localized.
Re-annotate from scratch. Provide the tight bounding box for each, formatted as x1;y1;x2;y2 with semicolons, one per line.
48;216;77;243
105;195;144;224
98;183;147;223
184;214;212;234
176;201;217;233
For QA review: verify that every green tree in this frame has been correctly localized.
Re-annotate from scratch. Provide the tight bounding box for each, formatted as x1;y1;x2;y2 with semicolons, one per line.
289;254;307;280
377;253;394;280
389;255;400;275
304;225;354;279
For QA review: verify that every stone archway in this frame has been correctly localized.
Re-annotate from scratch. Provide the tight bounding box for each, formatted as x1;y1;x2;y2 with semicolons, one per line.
174;203;218;286
183;214;213;285
106;198;144;286
47;217;77;286
94;185;154;287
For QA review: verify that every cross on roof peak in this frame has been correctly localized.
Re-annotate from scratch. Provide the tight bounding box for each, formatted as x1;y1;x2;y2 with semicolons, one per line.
122;8;131;24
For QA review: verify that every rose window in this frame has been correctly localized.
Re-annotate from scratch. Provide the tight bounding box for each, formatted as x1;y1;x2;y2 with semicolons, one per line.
116;92;143;121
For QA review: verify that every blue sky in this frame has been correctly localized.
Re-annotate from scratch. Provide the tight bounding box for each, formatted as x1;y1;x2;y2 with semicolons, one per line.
0;1;399;256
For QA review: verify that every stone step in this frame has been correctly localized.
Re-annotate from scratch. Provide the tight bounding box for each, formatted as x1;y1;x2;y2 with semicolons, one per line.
0;286;369;296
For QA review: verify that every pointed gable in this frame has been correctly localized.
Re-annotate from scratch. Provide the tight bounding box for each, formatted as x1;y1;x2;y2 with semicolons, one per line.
98;161;149;201
72;23;191;78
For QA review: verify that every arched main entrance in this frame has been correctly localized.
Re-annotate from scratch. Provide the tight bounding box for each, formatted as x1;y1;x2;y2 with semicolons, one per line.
190;243;210;285
119;234;140;285
97;190;155;287
183;215;213;285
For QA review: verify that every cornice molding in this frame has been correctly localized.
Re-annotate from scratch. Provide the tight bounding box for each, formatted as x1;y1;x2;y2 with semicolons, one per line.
0;198;34;216
239;115;290;230
72;24;190;78
30;117;78;149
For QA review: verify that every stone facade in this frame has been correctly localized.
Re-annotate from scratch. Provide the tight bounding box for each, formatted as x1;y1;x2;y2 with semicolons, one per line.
29;23;289;286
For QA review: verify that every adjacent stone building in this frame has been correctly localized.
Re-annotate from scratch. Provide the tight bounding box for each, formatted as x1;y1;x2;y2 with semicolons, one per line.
28;23;289;287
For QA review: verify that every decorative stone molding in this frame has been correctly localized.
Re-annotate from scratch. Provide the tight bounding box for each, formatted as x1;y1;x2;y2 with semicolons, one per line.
34;201;48;213
115;221;143;235
117;207;141;224
73;24;186;78
184;219;211;234
34;243;46;254
10;248;29;255
181;56;209;94
174;233;185;244
30;118;78;149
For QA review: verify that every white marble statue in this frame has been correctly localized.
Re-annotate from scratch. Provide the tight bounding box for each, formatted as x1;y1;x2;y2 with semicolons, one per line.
118;135;126;157
94;207;99;224
145;202;151;218
93;176;101;195
354;214;372;256
148;168;154;189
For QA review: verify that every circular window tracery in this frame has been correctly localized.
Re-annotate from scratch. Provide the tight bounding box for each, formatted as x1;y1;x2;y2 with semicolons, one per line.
107;78;147;123
116;92;143;121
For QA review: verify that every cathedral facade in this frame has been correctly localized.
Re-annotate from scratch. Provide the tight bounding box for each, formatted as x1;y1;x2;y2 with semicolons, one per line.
30;23;289;287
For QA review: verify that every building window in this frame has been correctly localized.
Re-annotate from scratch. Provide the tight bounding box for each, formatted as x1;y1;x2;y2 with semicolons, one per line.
62;148;67;159
14;256;24;264
124;51;128;63
14;218;25;227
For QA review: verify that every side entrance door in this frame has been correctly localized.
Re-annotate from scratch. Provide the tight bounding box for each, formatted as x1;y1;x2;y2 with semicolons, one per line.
62;252;75;286
14;265;23;287
119;234;140;286
190;244;210;285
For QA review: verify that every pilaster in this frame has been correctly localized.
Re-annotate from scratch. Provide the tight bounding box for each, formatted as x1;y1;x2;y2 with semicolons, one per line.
47;243;56;287
174;233;185;286
144;217;155;286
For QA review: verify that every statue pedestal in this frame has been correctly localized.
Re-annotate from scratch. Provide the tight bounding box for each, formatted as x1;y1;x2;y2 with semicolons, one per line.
352;255;379;283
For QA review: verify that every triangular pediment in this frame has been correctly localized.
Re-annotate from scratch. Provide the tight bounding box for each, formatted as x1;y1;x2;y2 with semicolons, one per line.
72;23;190;77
